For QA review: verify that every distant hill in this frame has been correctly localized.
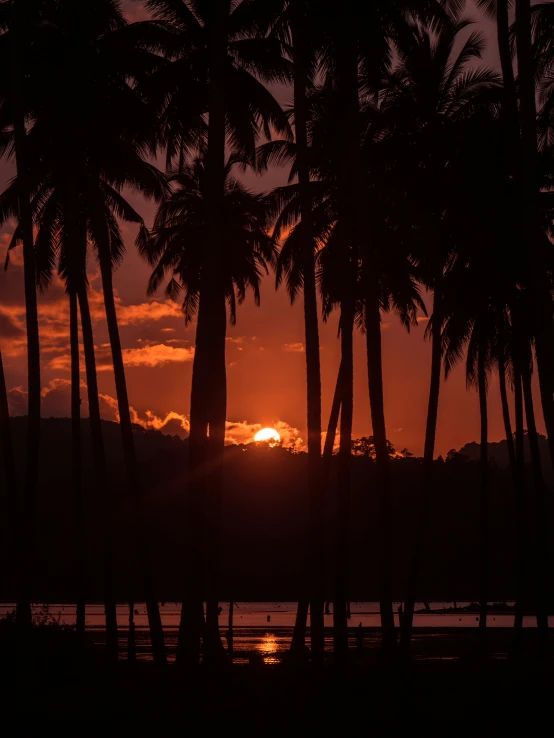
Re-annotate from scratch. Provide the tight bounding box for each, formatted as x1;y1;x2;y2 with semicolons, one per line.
447;432;552;474
0;417;552;603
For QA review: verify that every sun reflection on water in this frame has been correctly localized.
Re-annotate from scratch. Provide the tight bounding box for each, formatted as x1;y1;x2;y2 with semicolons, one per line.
256;633;280;664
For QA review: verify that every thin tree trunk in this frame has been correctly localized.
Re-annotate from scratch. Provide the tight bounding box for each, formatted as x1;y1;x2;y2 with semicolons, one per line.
515;0;554;472
324;360;343;463
521;358;549;646
97;245;166;666
70;291;85;640
498;344;516;471
0;348;18;600
401;292;443;654
177;297;209;665
477;351;489;656
333;306;354;664
292;9;324;665
227;601;233;659
203;290;227;665
497;0;519;153
365;287;396;653
78;285;118;661
12;20;41;629
128;600;136;663
512;366;526;646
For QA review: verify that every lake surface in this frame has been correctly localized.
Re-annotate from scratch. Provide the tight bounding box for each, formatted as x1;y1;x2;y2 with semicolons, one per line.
4;602;551;663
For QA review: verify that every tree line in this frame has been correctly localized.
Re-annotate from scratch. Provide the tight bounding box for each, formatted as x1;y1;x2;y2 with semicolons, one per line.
1;0;553;666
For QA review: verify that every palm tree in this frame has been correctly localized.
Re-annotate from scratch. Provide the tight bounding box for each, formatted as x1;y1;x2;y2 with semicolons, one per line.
0;0;51;629
0;0;169;662
140;158;277;663
144;0;290;663
514;0;554;472
256;0;326;662
378;8;502;652
317;0;448;654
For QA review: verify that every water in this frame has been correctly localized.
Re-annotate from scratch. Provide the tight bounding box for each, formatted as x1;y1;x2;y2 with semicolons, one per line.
4;602;551;663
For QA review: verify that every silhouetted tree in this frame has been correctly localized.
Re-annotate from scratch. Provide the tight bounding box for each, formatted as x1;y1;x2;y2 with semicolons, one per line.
145;0;290;664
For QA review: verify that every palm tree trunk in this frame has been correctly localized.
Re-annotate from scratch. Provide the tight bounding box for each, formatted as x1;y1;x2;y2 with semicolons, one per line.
78;285;118;661
196;0;230;667
12;22;41;629
0;348;18;600
498;341;516;472
400;291;443;654
520;358;549;646
97;245;166;666
290;358;342;659
477;350;489;656
292;8;324;665
69;291;85;640
177;300;209;665
324;360;343;463
227;601;234;658
365;287;396;653
515;0;554;473
333;306;354;663
497;0;519;151
203;291;227;665
512;366;526;648
128;600;136;663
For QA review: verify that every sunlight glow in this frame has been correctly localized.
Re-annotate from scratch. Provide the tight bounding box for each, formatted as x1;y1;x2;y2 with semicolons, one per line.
254;427;281;445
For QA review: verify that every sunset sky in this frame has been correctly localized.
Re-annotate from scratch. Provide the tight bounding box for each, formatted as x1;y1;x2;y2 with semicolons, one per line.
0;0;544;458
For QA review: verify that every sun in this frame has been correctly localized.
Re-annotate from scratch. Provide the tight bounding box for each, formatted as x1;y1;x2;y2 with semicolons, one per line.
254;427;281;445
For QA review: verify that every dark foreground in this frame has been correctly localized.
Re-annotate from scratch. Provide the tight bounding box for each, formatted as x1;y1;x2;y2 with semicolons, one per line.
14;645;554;736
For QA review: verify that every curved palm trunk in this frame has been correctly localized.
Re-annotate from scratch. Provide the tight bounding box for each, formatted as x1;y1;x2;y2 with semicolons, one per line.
477;351;489;656
78;286;118;661
498;347;516;471
290;11;324;664
333;306;354;664
512;366;526;648
520;359;549;646
69;291;85;640
400;292;443;654
97;246;166;666
12;26;41;629
515;0;554;473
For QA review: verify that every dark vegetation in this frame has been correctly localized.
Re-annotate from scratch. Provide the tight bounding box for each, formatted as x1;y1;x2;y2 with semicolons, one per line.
1;417;552;604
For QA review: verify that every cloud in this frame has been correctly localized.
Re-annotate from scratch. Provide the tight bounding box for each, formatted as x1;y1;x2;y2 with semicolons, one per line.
417;317;429;324
116;300;182;326
7;385;28;416
283;343;304;353
49;342;196;372
7;374;304;450
120;343;195;368
224;419;304;450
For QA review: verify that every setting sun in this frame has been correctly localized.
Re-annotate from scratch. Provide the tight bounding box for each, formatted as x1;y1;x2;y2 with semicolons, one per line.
254;427;281;445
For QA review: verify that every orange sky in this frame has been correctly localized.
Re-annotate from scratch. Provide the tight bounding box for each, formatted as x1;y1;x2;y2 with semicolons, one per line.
0;1;545;457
